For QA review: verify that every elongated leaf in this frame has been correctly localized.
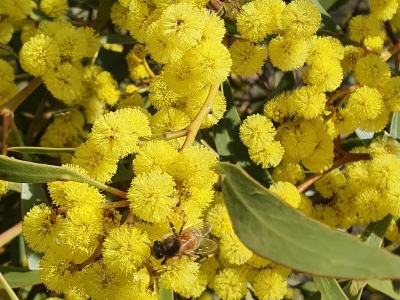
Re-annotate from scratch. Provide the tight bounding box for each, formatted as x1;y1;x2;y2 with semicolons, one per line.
309;0;344;34
213;81;273;187
0;267;40;288
390;112;400;139
159;286;174;300
345;215;393;296
218;162;400;278
95;0;115;30
368;279;400;300
0;155;107;190
313;277;348;300
21;183;48;270
7;147;75;154
342;282;363;300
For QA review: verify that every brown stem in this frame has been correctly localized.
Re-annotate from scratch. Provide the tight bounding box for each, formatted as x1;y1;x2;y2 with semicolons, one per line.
382;42;400;61
180;84;219;151
384;21;398;45
77;235;104;270
326;84;359;106
0;222;22;248
297;153;371;194
0;77;42;113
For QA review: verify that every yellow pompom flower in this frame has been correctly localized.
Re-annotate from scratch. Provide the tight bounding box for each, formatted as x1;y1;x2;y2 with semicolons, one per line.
0;18;14;44
19;34;61;77
126;0;157;43
306;36;344;65
133;140;179;175
126;50;149;80
185;40;232;85
269;181;301;208
110;2;130;29
0;180;9;195
42;64;82;105
117;90;144;109
163;58;205;96
370;0;398;21
229;40;267;76
301;128;334;172
214;268;247;300
281;0;321;37
0;59;14;82
368;154;400;190
364;35;384;54
269;35;309;71
358;107;390;133
342;86;384;121
354;54;390;88
220;232;253;265
40;251;82;293
127;170;176;222
302;60;343;92
184;88;226;128
150;107;190;144
23;204;59;253
206;203;233;238
0;81;18;106
289;86;326;119
148;76;180;110
83;260;129;300
341;45;364;73
237;0;286;42
0;0;32;21
158;3;205;51
353;187;388;224
169;145;218;188
263;92;290;123
40;0;68;18
379;76;400;112
90;108;151;158
315;169;346;199
48;179;105;209
201;9;226;42
62;204;103;254
158;256;200;298
240;114;277;149
298;194;313;217
252;269;287;300
145;21;185;65
280;121;317;161
72;139;119;183
77;27;101;58
329;110;357;135
54;25;87;63
103;226;150;273
272;163;305;185
92;71;120;106
348;15;381;42
248;141;285;168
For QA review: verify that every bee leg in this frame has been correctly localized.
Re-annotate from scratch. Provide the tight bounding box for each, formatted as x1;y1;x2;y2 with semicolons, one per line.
178;211;188;234
161;257;168;265
143;261;155;291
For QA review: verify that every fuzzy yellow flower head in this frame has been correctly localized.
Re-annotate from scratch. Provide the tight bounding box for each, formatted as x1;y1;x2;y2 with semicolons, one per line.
127;170;176;223
229;40;268;76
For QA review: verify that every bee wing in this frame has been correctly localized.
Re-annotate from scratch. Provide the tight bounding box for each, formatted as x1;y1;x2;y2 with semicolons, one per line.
191;238;218;256
184;222;213;237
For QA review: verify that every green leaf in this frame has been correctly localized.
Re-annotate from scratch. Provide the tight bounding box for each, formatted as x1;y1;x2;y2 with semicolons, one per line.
213;82;273;187
159;285;173;300
99;33;136;45
315;0;349;11
342;281;363;300
0;155;109;191
218;162;400;278
224;18;238;35
313;277;348;300
309;0;344;34
0;267;41;288
7;147;75;154
368;279;400;300
390;112;400;139
95;0;116;31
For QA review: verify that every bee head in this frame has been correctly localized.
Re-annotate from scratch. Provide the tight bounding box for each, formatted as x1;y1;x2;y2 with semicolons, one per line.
151;240;164;259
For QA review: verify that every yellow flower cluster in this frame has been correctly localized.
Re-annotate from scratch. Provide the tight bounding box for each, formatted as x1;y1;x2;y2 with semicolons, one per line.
111;0;232;132
19;20;101;106
0;59;18;105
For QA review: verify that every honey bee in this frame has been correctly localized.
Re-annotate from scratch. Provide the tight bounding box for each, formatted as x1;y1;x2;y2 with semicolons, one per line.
206;0;239;18
151;221;218;265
